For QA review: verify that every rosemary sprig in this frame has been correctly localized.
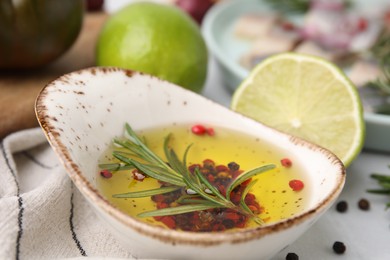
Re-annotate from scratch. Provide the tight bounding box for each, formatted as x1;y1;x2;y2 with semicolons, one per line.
371;29;390;67
364;28;390;115
103;123;276;224
364;66;390;115
371;66;390;95
367;165;390;209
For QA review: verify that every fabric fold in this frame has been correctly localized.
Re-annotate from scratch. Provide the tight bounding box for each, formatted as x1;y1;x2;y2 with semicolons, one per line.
0;128;134;259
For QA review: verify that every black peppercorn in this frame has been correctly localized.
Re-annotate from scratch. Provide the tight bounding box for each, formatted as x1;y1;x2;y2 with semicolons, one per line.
286;252;299;260
336;200;348;213
227;162;240;171
358;198;370;211
333;241;346;254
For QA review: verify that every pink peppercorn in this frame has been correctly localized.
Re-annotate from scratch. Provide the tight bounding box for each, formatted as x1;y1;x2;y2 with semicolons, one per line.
100;169;112;178
281;158;292;168
191;124;206;135
289;179;304;191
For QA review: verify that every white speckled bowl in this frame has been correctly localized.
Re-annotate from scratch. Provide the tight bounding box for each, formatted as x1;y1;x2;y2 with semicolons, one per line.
35;67;345;260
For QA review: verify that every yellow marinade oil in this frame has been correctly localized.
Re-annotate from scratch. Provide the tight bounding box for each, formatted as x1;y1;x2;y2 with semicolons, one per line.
97;124;310;231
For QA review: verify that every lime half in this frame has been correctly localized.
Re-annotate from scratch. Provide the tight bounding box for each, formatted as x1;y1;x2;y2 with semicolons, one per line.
231;53;365;166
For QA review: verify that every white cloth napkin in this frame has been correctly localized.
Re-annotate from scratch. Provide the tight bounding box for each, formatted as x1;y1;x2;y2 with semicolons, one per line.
1;128;390;260
0;128;134;259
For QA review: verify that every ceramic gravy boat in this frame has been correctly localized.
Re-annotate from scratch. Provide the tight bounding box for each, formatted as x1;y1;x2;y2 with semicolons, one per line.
35;67;345;259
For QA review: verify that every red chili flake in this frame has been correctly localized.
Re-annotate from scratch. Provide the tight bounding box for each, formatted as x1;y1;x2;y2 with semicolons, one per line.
191;124;206;135
218;185;226;196
207;174;215;182
206;127;215;136
225;212;240;221
188;164;201;173
153;216;163;221
241;178;251;187
160;216;176;229
289;179;304;191
216;165;229;172
232;170;242;179
132;169;145;181
248;205;260;214
245;193;256;203
357;17;368;31
152;194;165;203
203;159;215;168
100;169;112;178
231;192;242;204
281;158;292;168
157;202;169;209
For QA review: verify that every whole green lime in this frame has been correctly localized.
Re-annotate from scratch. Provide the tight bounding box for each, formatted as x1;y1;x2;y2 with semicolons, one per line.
96;2;208;93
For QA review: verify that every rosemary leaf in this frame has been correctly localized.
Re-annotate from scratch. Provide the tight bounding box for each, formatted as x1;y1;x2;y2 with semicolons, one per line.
239;179;264;225
194;167;229;202
113;186;181;198
240;180;258;213
98;163;133;171
368;170;390;209
167;148;188;177
124;124;182;179
378;181;390;189
370;173;390;182
113;152;185;186
138;204;221;218
367;189;390;195
182;143;193;169
371;29;390;66
226;164;276;201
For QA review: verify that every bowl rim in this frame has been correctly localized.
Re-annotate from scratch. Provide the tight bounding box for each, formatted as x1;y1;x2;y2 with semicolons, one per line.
202;0;259;82
35;67;346;246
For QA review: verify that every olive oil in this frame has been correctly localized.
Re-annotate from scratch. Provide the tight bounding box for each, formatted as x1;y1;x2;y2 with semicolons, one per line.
98;124;310;230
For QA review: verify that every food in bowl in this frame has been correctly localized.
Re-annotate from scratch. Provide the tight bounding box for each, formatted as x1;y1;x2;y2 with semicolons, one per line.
98;123;309;232
35;67;345;259
230;0;390;115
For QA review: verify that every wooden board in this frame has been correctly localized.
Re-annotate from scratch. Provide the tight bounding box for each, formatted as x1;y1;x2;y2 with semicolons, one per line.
0;12;109;139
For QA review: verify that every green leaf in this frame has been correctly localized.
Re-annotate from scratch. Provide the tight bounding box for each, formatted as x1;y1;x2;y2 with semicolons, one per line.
98;163;133;171
113;152;185;186
226;164;275;200
138;204;220;218
124;124;182;179
194;167;228;203
370;174;390;182
367;189;390;195
113;186;181;198
378;181;390;189
239;179;263;224
239;179;258;212
182;143;193;168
